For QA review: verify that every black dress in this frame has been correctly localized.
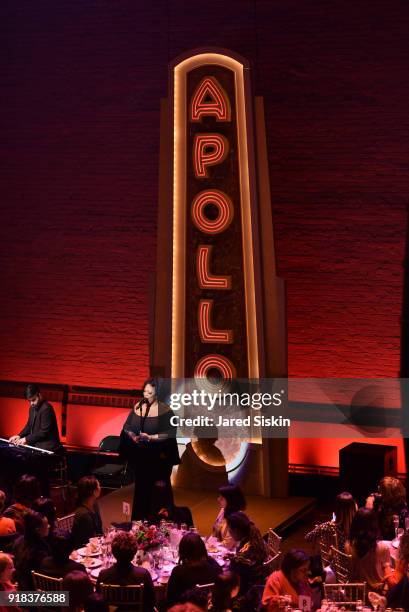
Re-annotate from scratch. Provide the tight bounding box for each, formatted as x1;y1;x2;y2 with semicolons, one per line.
119;402;180;520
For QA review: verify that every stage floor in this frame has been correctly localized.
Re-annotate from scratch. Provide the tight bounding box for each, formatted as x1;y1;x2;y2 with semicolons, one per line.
99;485;315;535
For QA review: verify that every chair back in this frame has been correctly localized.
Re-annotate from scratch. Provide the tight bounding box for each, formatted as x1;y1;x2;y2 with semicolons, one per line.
99;436;121;452
100;583;144;609
267;528;282;555
323;582;366;608
330;545;353;582
32;571;63;591
56;512;75;532
263;551;282;575
319;525;339;567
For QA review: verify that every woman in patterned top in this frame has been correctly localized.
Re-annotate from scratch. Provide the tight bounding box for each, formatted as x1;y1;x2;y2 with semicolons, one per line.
226;512;268;594
305;491;357;552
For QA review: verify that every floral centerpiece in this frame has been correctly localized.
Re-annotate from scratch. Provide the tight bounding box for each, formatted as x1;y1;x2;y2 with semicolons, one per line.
133;524;163;551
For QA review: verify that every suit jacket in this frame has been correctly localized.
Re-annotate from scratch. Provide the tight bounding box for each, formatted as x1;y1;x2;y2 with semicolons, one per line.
96;562;154;612
19;400;61;451
71;504;103;549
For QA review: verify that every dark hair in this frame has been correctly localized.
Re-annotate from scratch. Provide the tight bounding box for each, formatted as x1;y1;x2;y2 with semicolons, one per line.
14;475;41;507
350;508;380;558
179;533;208;564
32;497;56;529
25;384;40;399
50;531;74;563
23;509;47;541
111;532;138;564
62;571;94;609
334;492;357;536
226;511;252;540
211;571;240;610
143;378;157;393
77;476;99;505
218;485;246;518
378;477;407;511
281;549;310;581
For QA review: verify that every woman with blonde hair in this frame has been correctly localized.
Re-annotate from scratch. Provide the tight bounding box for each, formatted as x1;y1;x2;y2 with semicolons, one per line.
0;553;18;612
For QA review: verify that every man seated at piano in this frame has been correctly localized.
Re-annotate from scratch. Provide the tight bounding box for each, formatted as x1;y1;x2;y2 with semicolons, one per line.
8;384;62;452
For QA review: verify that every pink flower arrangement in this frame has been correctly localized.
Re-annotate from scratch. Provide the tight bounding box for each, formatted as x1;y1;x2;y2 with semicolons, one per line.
134;524;162;551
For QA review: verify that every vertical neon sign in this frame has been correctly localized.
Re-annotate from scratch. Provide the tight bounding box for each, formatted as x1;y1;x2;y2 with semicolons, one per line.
171;51;262;383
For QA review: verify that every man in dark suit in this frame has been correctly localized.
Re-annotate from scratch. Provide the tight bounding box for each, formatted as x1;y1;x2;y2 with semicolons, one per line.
9;383;62;452
96;531;155;612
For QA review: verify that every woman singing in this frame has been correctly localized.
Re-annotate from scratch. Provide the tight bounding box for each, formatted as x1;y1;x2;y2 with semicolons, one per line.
120;378;180;520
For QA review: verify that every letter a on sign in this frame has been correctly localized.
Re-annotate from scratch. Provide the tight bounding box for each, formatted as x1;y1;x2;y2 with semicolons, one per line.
190;76;231;122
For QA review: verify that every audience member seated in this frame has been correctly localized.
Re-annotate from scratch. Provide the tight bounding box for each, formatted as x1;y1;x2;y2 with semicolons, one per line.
0;492;16;536
62;570;94;612
40;531;87;578
0;553;18;612
387;570;409;611
366;476;409;540
32;498;57;532
346;507;391;591
71;476;103;549
32;497;59;548
96;531;154;612
13;509;51;590
166;532;223;608
212;485;247;550
384;533;409;590
4;475;41;533
262;549;319;611
305;491;357;552
209;571;240;612
226;512;267;594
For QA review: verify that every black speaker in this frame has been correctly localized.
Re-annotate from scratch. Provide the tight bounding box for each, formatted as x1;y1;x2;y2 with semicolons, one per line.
339;442;397;504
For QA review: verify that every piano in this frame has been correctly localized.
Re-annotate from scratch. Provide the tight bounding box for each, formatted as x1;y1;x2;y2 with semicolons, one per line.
0;437;60;496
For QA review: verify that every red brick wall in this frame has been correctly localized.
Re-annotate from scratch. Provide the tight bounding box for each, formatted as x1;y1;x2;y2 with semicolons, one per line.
1;0;408;389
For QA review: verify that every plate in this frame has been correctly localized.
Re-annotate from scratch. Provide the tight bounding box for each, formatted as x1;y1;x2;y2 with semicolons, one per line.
77;547;101;557
82;557;102;569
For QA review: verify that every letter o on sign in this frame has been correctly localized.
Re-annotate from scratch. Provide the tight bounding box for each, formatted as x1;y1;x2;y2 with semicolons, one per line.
191;190;234;235
194;354;236;392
